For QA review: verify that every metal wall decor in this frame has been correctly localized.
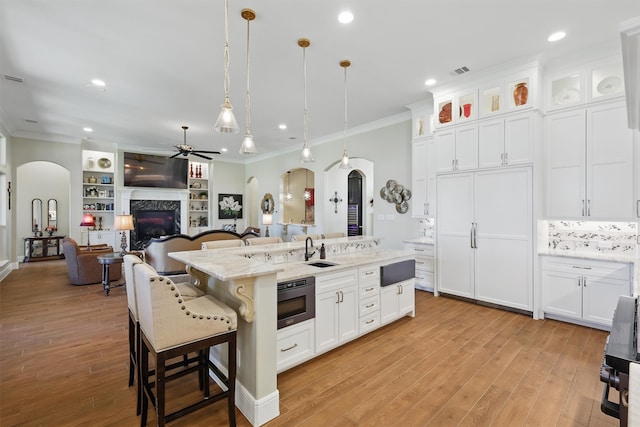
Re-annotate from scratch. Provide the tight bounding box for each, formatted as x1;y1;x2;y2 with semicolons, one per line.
329;191;343;214
379;179;412;214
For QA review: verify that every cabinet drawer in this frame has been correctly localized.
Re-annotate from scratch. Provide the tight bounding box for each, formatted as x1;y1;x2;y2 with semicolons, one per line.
541;256;631;281
415;256;434;272
276;320;315;372
360;282;379;299
359;295;380;317
316;269;358;293
359;265;380;282
359;311;380;334
415;267;434;287
406;243;434;257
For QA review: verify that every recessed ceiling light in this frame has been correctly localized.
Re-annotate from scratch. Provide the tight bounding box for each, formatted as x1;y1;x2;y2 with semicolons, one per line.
547;31;566;42
83;127;93;132
90;79;106;87
424;78;436;86
338;11;354;24
278;124;287;130
221;147;228;152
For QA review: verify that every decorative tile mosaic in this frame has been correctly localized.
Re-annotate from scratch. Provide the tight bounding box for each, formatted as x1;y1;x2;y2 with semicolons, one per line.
547;221;638;255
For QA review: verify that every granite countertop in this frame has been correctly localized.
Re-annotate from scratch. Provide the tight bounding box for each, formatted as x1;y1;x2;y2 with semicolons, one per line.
169;236;412;283
403;237;435;245
538;249;637;264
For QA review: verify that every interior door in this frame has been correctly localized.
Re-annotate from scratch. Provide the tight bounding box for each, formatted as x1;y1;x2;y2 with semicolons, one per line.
436;173;474;298
474;168;532;310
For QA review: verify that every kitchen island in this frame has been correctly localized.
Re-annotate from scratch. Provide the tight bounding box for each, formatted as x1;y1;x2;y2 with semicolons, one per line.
169;236;415;426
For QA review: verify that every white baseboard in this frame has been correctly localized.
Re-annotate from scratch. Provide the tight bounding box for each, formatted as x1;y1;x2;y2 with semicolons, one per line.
0;261;18;282
236;382;279;427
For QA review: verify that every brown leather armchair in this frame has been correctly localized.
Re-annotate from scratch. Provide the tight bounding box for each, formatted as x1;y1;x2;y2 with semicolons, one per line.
62;238;121;285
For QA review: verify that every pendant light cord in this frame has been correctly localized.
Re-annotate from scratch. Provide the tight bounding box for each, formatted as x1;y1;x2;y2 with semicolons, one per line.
245;13;251;133
303;46;309;145
343;64;348;152
223;0;231;102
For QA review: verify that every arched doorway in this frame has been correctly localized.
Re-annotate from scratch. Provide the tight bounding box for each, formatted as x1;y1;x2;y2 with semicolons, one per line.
347;170;363;236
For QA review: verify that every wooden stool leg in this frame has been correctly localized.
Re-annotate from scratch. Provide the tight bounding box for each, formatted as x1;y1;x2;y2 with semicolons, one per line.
228;333;237;427
156;352;166;427
140;339;150;427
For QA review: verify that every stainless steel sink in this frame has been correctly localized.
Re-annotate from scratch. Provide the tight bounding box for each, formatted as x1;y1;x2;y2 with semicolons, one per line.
307;261;338;268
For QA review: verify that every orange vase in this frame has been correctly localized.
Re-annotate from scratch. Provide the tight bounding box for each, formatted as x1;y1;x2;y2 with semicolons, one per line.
513;83;528;106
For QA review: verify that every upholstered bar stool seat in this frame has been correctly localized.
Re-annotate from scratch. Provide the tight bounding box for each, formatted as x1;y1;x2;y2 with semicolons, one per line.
134;262;237;427
245;236;283;245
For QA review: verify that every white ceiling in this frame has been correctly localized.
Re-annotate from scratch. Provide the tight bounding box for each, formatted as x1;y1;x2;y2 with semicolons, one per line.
1;0;639;162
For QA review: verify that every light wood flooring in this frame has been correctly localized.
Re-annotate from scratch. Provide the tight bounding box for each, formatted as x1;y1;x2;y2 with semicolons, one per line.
0;260;619;426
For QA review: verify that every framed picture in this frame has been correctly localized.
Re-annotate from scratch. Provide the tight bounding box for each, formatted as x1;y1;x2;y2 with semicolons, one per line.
218;194;243;219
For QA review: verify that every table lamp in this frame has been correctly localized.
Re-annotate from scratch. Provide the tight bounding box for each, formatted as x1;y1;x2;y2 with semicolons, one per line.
114;214;134;256
262;213;273;237
80;213;96;248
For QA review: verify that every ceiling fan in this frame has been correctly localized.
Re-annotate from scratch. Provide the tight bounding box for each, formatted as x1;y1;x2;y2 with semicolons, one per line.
170;126;220;160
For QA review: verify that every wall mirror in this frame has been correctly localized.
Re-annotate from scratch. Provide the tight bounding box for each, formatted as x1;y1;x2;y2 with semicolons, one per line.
47;199;57;229
260;193;275;214
281;168;314;224
32;198;42;232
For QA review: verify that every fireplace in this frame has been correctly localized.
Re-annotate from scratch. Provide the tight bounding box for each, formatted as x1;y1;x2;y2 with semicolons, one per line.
130;200;181;249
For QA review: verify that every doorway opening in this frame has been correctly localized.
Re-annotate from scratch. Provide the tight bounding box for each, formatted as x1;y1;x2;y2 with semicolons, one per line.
347;170;363;236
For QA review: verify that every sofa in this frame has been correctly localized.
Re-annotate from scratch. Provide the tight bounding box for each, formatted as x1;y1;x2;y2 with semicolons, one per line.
62;237;122;285
144;229;259;275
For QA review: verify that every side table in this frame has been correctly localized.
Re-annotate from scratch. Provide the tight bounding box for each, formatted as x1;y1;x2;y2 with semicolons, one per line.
97;253;124;296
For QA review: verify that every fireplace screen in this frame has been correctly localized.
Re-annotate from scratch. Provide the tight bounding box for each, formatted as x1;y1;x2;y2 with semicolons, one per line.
133;210;176;248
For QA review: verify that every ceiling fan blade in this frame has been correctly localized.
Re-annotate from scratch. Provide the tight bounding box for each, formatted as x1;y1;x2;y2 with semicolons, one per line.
194;150;221;154
192;152;212;160
168;152;181;159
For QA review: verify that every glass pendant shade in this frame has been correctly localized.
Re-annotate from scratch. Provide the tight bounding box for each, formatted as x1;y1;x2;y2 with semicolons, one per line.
339;59;352;169
339;150;351;169
239;132;257;155
214;100;240;134
300;143;314;162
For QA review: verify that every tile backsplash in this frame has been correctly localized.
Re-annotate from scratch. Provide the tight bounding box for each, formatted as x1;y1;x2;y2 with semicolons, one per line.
418;218;435;239
545;220;638;256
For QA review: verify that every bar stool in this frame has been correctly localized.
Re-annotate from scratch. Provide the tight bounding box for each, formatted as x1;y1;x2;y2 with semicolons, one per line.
133;261;237;427
123;255;207;418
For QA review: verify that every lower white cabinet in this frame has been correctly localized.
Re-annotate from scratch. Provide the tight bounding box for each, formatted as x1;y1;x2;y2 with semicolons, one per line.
276;319;315;373
404;242;434;291
82;230;116;248
358;265;381;333
541;256;632;328
315;270;359;354
380;279;415;325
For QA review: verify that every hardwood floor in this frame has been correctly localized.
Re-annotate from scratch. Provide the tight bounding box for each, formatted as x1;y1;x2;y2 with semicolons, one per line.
0;260;618;426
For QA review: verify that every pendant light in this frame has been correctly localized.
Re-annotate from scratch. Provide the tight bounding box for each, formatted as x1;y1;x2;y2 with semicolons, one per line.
239;8;257;154
214;0;240;134
285;171;293;200
298;38;314;163
339;59;352;169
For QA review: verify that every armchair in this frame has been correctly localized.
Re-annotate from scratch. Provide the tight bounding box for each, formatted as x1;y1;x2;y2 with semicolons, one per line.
62;237;121;285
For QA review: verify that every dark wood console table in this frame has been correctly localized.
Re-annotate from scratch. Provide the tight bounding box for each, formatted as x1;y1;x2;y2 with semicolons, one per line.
24;236;65;262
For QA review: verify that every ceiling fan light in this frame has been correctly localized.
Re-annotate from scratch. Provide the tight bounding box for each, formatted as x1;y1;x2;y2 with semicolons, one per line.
300;143;314;163
239;132;257;155
214;100;240;134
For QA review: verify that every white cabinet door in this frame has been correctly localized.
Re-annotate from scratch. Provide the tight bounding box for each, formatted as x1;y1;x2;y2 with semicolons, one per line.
546;109;586;218
435;129;456;173
582;275;630;327
426;138;437;217
397;281;415;316
380;284;399;324
411;139;428;218
455;124;478;171
338;285;358;343
315;290;340;353
474;168;532;311
478;118;504;169
541;269;582;320
504;113;534;166
587;103;635;218
436;173;474;298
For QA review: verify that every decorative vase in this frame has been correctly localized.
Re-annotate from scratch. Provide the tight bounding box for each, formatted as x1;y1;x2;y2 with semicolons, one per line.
513;83;528;106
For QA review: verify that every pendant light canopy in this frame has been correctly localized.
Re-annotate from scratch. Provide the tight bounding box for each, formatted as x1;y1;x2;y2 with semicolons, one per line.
339;59;352;169
214;0;240;134
239;8;257;155
298;38;314;163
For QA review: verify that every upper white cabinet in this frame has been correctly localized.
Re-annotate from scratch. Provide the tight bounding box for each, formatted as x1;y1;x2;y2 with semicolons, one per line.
545;58;624;112
545;102;635;219
411;139;427;218
435;124;478;173
407;99;433;139
478;112;535;169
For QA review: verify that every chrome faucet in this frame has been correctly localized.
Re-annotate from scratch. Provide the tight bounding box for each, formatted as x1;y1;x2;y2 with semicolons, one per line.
305;237;315;261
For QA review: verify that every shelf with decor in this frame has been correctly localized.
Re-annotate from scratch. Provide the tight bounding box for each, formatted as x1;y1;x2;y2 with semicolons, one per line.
81;150;116;233
188;161;210;232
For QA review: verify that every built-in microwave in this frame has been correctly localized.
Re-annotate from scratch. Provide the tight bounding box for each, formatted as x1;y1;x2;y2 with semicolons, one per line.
277;276;315;329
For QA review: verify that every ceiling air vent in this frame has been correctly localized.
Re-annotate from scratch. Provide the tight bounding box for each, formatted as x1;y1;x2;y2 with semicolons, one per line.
4;74;24;83
450;66;470;77
25;119;38;124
